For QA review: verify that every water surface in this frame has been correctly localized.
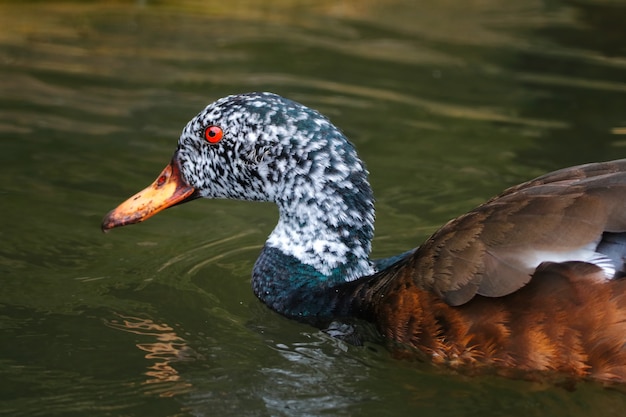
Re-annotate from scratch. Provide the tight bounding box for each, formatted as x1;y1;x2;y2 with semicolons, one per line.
1;1;626;416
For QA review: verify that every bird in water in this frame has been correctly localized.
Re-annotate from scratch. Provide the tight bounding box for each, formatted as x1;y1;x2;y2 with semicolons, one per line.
102;92;626;383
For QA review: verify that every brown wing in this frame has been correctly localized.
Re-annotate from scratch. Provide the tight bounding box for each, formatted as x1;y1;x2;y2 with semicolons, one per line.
408;159;626;306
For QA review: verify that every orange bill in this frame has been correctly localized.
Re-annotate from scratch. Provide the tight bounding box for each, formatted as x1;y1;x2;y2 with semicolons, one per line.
101;157;197;232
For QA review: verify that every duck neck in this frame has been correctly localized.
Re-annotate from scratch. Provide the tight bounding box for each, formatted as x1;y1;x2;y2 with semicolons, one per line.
252;144;377;321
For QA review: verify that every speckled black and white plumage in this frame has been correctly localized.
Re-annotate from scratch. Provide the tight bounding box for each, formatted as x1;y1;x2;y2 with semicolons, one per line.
175;93;382;320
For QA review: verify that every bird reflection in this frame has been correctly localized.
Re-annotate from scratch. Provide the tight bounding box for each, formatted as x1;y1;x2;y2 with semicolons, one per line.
105;313;195;397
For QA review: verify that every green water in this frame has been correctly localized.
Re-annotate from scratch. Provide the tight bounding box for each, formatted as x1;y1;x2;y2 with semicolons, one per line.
1;1;626;416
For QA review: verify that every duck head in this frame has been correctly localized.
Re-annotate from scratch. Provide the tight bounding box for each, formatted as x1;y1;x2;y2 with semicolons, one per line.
103;92;376;285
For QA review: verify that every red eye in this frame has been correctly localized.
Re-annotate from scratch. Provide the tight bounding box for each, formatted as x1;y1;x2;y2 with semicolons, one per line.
204;125;223;144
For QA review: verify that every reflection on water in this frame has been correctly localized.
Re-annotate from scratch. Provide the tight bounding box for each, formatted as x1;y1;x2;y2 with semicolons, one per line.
105;313;195;398
1;0;626;416
260;335;366;416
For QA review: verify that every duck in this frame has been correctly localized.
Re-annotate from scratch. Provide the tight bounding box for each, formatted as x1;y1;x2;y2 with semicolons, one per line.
102;92;626;383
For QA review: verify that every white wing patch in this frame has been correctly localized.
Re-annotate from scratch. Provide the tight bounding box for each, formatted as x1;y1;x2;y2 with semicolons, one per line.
523;241;617;280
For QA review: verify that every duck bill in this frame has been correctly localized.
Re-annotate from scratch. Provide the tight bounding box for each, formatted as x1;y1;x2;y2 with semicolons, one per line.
101;156;197;232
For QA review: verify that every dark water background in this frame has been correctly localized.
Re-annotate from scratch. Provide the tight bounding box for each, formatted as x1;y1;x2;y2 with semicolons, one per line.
1;1;626;416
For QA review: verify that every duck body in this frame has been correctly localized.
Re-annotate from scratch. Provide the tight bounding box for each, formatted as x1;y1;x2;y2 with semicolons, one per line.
103;92;626;383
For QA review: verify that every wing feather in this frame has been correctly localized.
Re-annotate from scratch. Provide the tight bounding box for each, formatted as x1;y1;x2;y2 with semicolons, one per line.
408;160;626;306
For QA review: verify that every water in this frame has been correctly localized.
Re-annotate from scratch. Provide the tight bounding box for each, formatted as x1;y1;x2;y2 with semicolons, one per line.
1;1;626;416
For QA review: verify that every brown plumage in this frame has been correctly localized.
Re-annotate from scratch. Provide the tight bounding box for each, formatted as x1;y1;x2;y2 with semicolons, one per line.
352;260;626;382
346;160;626;383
